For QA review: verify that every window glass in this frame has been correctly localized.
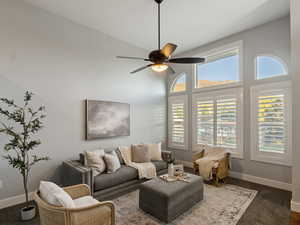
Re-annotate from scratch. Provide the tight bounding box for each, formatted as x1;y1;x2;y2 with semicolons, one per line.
171;74;186;92
256;56;287;79
196;53;239;88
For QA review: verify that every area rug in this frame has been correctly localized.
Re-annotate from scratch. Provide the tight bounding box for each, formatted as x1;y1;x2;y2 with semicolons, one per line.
113;184;257;225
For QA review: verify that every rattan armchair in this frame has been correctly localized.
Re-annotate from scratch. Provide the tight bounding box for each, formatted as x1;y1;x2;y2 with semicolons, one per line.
192;146;230;185
34;184;115;225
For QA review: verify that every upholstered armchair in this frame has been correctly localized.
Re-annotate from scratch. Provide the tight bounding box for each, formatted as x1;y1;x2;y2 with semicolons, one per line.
34;184;115;225
192;145;230;185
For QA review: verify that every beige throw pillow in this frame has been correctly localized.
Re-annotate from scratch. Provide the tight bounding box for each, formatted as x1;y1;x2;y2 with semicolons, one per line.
103;154;121;173
85;149;106;175
146;142;162;161
132;144;151;163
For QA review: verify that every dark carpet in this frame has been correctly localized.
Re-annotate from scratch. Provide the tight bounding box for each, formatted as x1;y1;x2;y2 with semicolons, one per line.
0;175;291;225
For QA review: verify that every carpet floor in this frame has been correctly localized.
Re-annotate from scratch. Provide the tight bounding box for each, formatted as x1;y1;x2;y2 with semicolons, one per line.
0;177;291;225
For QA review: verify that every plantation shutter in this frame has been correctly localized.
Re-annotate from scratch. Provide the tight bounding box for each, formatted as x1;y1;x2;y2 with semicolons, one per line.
257;94;286;153
168;95;188;149
195;99;214;145
216;97;237;148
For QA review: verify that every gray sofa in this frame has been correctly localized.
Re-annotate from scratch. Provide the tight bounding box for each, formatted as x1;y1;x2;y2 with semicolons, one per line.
62;148;172;200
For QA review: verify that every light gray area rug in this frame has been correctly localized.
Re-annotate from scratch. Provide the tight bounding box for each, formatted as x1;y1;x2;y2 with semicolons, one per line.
113;184;257;225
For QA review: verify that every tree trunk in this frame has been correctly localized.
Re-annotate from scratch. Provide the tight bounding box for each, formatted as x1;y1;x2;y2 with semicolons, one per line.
23;172;29;209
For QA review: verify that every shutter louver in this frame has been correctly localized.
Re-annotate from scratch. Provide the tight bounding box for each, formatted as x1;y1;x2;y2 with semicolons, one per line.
196;100;214;145
258;94;285;153
217;98;237;148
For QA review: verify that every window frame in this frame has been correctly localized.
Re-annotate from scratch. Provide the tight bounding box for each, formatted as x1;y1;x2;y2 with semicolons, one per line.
193;41;244;92
192;88;244;159
169;73;187;94
168;95;189;150
255;54;289;81
250;81;292;166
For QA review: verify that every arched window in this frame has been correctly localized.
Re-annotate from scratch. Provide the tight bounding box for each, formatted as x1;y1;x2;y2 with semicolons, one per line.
171;73;186;93
256;55;288;80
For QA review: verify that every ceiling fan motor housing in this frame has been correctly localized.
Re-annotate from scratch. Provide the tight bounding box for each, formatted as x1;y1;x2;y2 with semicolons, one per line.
149;50;167;63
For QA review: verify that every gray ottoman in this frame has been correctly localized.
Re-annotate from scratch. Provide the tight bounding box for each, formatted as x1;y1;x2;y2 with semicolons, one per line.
139;173;203;223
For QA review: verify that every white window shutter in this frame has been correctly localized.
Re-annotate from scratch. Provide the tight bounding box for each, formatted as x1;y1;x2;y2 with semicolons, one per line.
251;81;292;166
168;95;188;149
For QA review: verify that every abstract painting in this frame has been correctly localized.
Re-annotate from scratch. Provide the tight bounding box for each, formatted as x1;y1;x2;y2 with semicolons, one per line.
86;100;130;139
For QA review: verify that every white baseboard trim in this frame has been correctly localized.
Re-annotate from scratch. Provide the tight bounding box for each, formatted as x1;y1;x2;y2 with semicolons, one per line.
177;160;292;191
291;200;300;213
0;192;34;210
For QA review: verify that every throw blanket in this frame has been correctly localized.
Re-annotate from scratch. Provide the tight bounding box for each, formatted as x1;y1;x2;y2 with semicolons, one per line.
118;146;156;179
195;147;227;180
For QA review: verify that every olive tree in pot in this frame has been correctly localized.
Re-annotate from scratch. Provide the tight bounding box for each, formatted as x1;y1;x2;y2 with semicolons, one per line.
0;91;49;221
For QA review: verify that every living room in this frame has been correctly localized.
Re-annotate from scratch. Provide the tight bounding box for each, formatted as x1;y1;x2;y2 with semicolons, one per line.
0;0;299;225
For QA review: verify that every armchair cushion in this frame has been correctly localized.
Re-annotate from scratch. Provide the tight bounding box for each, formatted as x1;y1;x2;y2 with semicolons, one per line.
73;196;99;208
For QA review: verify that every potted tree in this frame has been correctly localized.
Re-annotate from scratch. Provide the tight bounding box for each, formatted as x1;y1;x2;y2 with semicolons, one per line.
0;91;49;221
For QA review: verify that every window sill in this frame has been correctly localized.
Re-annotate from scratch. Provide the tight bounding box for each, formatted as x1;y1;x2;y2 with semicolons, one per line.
250;155;292;167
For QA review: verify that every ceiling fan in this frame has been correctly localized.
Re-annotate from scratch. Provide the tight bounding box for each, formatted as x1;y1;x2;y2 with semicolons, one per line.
117;0;205;74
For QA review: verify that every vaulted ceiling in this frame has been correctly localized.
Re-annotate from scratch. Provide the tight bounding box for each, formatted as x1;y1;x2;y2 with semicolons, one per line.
23;0;289;54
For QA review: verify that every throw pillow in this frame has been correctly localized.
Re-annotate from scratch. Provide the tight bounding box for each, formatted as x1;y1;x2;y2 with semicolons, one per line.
103;154;121;173
131;144;151;163
146;142;162;161
39;181;75;208
85;149;106;175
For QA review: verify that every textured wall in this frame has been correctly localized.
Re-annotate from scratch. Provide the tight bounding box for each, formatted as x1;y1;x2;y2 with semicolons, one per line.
0;0;166;200
169;17;292;184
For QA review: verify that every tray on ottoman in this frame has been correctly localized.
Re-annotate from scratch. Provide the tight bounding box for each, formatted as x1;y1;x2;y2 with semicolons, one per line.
139;173;203;223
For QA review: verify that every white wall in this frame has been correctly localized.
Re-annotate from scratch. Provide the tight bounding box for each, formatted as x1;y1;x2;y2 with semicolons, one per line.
0;0;166;200
168;17;291;184
291;0;300;211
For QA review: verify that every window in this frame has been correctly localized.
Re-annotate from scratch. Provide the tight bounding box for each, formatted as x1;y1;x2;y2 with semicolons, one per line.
168;95;188;149
251;81;292;165
192;88;243;158
171;73;186;92
196;48;240;89
256;56;288;80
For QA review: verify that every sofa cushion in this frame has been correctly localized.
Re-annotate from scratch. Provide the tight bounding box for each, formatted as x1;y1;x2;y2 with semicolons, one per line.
94;165;138;191
85;150;106;175
151;160;168;172
103;153;121;173
132;144;151;163
146;143;162;161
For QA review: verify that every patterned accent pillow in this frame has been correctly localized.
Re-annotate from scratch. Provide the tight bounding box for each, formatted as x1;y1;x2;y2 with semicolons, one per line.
146;142;162;161
85;149;106;175
132;144;151;163
103;154;121;173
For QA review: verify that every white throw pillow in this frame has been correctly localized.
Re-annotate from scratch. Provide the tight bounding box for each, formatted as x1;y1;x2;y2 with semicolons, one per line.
39;181;75;208
85;149;106;175
103;154;121;173
146;142;162;161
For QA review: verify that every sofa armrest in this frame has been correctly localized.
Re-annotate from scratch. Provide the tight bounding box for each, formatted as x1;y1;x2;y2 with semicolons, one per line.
62;160;93;193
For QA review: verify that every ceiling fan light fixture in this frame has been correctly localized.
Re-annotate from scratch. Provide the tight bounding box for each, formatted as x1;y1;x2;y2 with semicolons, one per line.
151;63;168;72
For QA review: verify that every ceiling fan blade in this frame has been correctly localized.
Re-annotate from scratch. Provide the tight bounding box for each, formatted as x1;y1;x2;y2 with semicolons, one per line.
130;64;153;74
168;57;205;64
167;66;176;74
161;43;177;57
117;56;149;61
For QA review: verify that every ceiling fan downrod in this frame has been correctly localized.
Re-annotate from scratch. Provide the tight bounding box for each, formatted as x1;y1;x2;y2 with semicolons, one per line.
155;0;164;49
